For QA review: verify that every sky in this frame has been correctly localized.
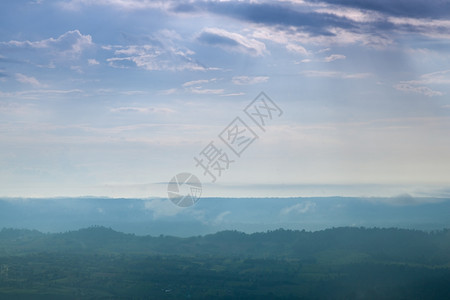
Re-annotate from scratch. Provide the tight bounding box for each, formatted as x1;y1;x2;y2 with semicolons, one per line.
1;0;450;199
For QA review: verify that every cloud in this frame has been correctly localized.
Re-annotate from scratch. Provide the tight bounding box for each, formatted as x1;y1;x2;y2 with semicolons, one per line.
314;6;381;23
409;70;450;85
144;198;182;218
189;87;224;95
88;58;99;65
394;70;450;97
232;76;269;85
220;92;246;97
182;79;215;87
180;78;224;94
60;0;169;11
308;0;450;19
0;89;83;100
324;54;346;62
394;83;443;97
110;106;175;114
159;88;177;95
286;43;309;55
1;30;92;57
107;45;204;71
318;48;331;53
301;70;371;79
15;73;44;87
281;201;316;215
213;211;231;225
201;1;355;37
194;1;450;49
198;28;266;56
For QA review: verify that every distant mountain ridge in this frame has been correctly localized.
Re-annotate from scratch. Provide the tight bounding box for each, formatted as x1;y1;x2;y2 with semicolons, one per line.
1;226;449;267
1;196;450;236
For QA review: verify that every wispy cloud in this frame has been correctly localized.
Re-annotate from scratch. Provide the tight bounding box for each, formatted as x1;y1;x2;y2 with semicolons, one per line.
110;106;175;114
87;58;99;65
60;0;170;11
198;28;267;56
189;87;224;95
394;70;450;97
182;79;216;87
1;30;92;57
301;70;371;79
15;73;44;87
394;83;443;97
107;46;204;71
280;201;316;215
232;76;269;85
213;211;231;224
324;54;346;62
312;0;450;19
408;70;450;85
144;198;183;218
0;88;83;100
286;43;309;55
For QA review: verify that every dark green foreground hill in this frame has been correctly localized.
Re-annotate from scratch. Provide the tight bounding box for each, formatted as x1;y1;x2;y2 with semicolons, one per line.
0;227;449;299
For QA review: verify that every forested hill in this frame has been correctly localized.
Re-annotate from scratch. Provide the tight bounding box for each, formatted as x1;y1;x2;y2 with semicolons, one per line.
1;226;449;265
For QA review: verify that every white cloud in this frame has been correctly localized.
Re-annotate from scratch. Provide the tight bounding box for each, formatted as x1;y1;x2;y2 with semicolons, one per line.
15;73;44;87
199;28;267;56
232;76;269;85
220;92;246;97
409;70;450;85
110;106;175;114
159;88;177;95
107;44;204;71
60;0;169;11
88;58;99;65
213;211;231;224
144;198;183;218
317;48;331;53
0;89;83;100
182;79;216;87
181;78;224;94
286;43;308;55
301;70;371;79
388;16;450;39
280;201;316;215
394;83;443;97
324;54;346;62
1;30;93;57
315;6;382;23
253;25;391;49
394;70;450;97
252;28;309;55
189;87;224;95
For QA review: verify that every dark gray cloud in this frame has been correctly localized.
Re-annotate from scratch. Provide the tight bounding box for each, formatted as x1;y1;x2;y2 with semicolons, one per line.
171;1;447;42
173;1;356;36
204;2;354;35
307;0;450;19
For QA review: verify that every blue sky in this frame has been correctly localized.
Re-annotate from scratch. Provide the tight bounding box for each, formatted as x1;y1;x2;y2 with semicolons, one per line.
1;0;450;199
